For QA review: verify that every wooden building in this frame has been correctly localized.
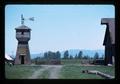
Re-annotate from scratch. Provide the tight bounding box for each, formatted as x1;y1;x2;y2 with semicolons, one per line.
14;25;31;64
14;15;32;64
101;18;115;65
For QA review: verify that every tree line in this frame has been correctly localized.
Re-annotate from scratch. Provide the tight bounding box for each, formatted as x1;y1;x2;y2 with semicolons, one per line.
34;50;104;60
63;50;104;60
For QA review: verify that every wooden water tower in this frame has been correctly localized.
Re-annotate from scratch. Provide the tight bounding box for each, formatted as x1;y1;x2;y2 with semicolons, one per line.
15;14;32;64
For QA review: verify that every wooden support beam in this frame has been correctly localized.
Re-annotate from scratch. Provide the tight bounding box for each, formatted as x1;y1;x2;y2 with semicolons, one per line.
82;70;114;79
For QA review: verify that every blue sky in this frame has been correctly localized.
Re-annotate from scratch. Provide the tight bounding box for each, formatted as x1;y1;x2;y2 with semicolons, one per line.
5;5;115;55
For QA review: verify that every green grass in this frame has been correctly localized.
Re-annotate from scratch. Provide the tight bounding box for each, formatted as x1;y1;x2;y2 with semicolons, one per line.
61;59;92;65
5;64;42;79
59;65;115;79
5;59;115;79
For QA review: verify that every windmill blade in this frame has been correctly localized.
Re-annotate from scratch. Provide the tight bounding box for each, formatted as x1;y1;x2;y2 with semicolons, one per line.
29;17;34;21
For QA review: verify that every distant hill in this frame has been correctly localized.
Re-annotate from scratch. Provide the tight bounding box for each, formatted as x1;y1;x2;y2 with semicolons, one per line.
31;49;104;59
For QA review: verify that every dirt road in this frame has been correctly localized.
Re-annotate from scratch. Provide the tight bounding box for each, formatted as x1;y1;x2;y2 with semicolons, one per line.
48;65;62;79
28;65;63;79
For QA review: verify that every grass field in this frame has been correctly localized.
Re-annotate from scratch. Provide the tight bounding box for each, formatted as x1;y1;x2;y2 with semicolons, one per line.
60;59;115;79
61;59;90;64
5;64;114;79
5;64;42;79
59;64;114;79
5;59;115;79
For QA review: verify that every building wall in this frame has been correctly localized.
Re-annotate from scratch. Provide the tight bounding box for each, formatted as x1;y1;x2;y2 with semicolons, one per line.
15;43;31;64
105;45;113;65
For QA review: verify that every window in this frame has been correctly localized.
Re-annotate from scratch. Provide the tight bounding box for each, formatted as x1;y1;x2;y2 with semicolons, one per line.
21;31;24;35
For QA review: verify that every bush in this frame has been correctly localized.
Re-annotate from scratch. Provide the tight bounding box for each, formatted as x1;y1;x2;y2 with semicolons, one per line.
93;59;104;65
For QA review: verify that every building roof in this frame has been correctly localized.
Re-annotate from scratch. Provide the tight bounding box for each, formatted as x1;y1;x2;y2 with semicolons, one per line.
5;54;13;60
101;18;115;45
15;25;31;30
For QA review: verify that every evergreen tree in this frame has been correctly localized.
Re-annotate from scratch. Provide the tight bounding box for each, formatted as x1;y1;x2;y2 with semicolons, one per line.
44;52;48;59
94;52;99;60
69;55;73;59
101;54;104;59
78;51;83;59
55;51;61;59
64;50;69;59
86;55;90;59
83;55;87;59
75;54;78;59
47;51;54;59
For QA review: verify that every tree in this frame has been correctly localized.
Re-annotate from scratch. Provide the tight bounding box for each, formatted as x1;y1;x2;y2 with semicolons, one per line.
63;50;69;59
74;54;78;59
34;56;40;64
44;52;48;59
94;52;99;60
69;55;73;59
47;51;55;59
55;51;61;59
100;54;104;59
78;51;83;59
83;55;89;59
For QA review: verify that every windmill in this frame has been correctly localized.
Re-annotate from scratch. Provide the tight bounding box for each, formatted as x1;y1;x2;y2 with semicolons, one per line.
14;14;34;64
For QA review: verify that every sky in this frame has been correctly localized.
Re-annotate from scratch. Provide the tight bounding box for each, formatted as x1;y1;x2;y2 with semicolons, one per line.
5;5;115;55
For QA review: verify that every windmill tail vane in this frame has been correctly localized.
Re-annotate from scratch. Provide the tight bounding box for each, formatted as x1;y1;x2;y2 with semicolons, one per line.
21;14;34;25
29;17;34;21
